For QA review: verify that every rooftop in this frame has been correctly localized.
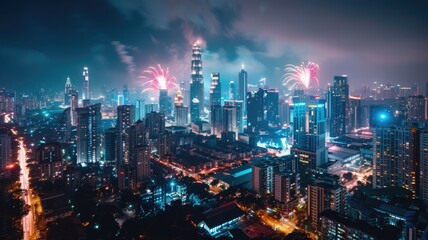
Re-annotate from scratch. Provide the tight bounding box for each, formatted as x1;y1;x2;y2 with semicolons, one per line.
202;202;245;229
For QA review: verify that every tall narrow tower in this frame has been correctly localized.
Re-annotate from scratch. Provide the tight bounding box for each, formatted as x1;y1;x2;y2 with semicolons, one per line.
64;76;72;106
82;67;90;100
190;41;204;119
239;64;248;114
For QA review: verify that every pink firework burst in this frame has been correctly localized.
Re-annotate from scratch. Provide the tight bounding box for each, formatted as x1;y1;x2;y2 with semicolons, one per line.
139;64;179;93
282;62;319;90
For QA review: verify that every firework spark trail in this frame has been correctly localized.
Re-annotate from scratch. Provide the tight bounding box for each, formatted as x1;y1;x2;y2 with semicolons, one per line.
139;64;179;93
282;62;319;90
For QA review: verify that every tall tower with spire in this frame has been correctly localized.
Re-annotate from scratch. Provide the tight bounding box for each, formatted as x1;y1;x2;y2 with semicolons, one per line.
82;67;89;100
238;64;248;115
190;41;204;121
64;76;72;106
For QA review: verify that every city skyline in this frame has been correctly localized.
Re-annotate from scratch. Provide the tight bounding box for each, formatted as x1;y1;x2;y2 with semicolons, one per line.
2;1;428;240
1;1;428;92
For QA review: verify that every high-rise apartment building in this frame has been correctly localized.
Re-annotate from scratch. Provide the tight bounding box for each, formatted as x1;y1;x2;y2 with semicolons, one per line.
116;105;135;166
76;103;101;164
307;175;347;229
373;125;420;197
327;75;349;138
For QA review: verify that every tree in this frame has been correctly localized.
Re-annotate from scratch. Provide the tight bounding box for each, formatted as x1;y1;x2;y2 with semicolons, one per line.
283;230;311;239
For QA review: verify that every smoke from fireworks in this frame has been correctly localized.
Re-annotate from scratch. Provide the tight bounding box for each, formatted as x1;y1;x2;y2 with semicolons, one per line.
282;62;319;90
139;64;179;93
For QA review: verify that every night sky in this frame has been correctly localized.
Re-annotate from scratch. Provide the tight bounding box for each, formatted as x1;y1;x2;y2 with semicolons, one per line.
1;0;428;93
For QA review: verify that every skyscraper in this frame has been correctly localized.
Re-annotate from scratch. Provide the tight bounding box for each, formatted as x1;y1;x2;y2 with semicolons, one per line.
64;76;72;106
274;172;300;205
37;142;63;182
190;41;204;116
229;80;236;100
136;145;151;179
82;67;89;100
70;89;78;126
373;125;419;197
210;73;221;106
420;128;428;207
306;101;327;167
76;103;101;164
293;101;306;148
145;103;158;117
128;120;149;166
180;80;190;108
246;88;265;132
135;99;145;122
327;75;349;138
145;111;165;140
407;95;426;122
123;84;129;105
348;96;362;131
174;90;188;126
190;98;200;122
159;89;169;115
279;99;290;126
307;175;347;229
238;65;248;114
266;89;279;127
116;105;136;166
104;128;116;163
225;100;243;134
210;105;223;137
223;105;237;135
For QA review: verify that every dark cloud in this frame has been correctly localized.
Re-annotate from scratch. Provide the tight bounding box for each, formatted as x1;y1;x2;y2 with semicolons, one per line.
0;0;427;93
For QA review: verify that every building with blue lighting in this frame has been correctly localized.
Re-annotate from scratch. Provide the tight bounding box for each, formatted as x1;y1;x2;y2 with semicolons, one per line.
238;66;248;115
327;75;349;138
76;103;101;164
190;41;204;119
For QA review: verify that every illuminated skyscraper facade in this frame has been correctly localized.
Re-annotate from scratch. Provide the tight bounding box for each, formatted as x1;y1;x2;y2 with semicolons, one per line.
238;66;248;114
190;41;204;119
70;89;78;126
266;89;279;127
223;105;237;134
210;105;223;137
327;75;349;138
373;125;419;197
306;101;327;167
82;67;89;100
246;88;265;132
293;101;306;148
191;98;200;122
174;90;188;126
145;111;165;140
64;76;72;106
117;105;136;166
76;103;101;164
159;89;169;115
225;100;243;134
229;80;236;101
210;73;221;106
